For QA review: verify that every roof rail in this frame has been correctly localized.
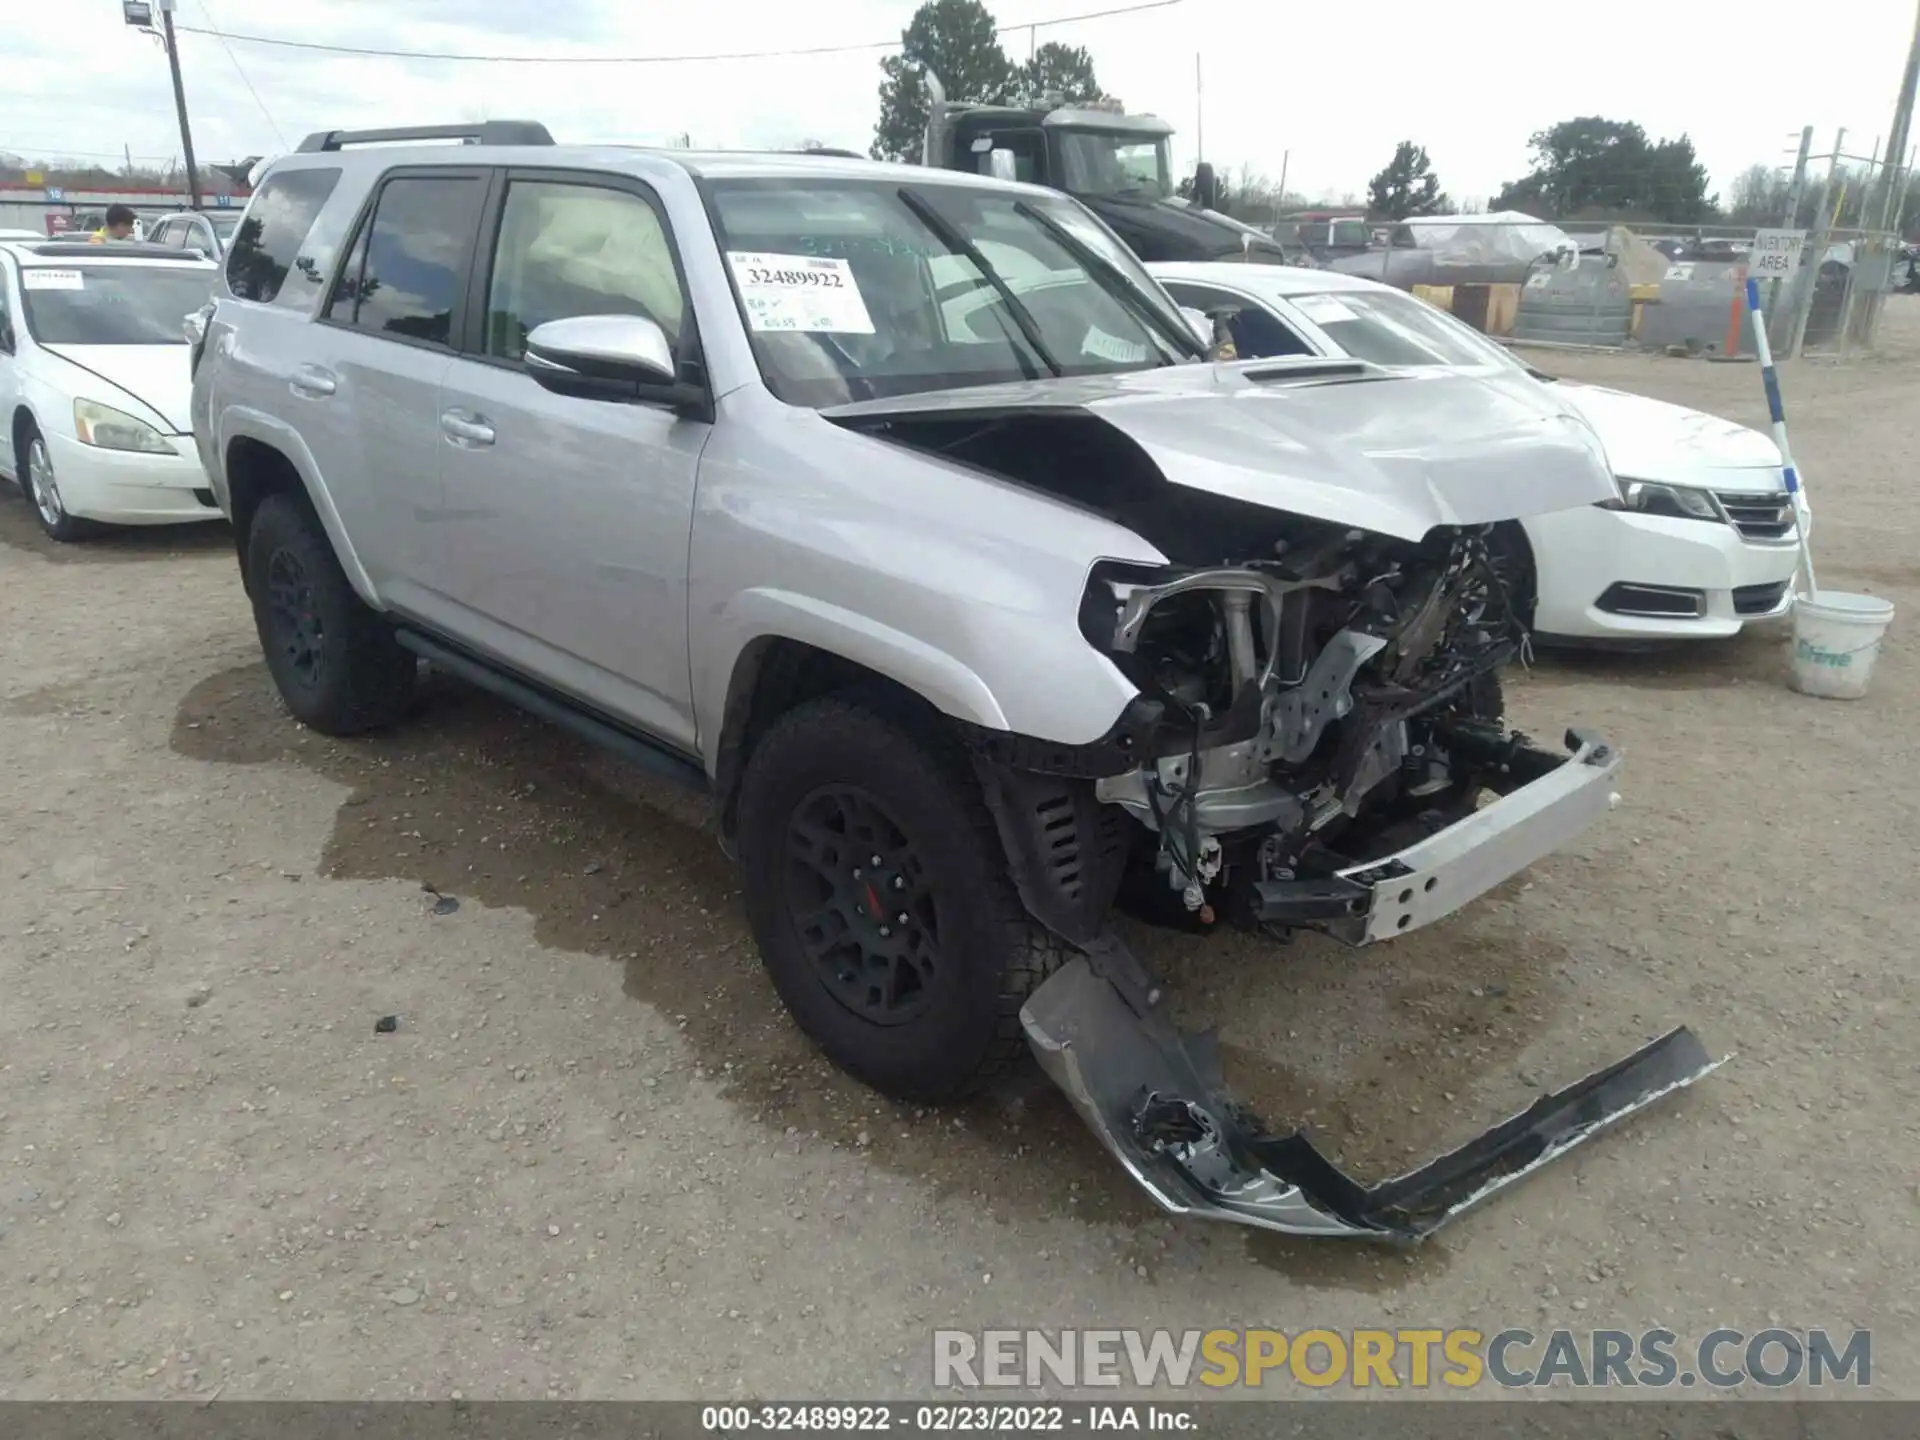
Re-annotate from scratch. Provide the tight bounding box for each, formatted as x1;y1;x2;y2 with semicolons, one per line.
295;121;554;153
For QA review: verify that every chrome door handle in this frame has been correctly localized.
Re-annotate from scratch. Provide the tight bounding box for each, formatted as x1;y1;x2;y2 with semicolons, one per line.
439;410;495;447
289;365;336;398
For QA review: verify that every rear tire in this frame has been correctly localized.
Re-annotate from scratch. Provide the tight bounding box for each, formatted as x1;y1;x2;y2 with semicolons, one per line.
735;696;1067;1103
244;491;415;735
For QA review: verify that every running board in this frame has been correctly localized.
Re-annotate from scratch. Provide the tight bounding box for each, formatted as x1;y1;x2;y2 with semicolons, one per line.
394;629;710;793
1022;941;1723;1240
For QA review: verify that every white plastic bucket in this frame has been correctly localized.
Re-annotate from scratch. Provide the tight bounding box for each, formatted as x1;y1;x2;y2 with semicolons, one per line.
1791;590;1895;699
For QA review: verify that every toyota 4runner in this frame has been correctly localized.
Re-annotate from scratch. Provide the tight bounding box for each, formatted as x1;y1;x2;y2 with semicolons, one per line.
191;121;1717;1240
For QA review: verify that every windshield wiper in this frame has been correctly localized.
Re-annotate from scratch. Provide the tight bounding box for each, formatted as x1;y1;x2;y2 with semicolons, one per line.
1012;200;1206;360
896;186;1061;379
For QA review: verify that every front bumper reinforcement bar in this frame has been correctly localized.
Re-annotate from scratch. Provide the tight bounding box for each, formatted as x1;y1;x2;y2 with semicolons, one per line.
1022;947;1722;1238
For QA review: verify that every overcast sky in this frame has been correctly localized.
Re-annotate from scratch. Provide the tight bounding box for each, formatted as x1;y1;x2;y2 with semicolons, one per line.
6;0;1917;203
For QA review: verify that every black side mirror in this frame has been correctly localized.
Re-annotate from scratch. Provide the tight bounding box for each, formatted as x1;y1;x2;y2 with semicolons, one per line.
0;320;14;355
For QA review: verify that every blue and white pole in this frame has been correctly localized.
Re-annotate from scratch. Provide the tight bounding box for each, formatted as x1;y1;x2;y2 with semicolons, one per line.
1745;275;1819;598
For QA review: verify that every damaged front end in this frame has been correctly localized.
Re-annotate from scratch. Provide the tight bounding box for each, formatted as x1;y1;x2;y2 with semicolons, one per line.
968;515;1721;1239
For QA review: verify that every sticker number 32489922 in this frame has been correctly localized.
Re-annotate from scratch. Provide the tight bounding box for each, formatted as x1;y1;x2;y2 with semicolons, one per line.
726;252;875;334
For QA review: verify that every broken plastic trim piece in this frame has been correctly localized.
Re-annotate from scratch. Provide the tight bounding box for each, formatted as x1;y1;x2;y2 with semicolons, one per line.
1022;949;1724;1240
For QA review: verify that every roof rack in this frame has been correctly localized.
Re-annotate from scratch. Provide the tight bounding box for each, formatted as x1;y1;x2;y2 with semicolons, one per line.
296;121;554;153
23;241;194;259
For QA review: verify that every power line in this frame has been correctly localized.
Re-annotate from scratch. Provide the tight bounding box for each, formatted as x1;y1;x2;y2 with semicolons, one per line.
1;143;181;163
195;0;290;147
171;0;1182;64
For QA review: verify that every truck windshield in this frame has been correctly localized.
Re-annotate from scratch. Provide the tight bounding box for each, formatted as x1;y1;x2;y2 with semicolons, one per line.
1054;131;1171;200
705;178;1198;408
19;265;216;346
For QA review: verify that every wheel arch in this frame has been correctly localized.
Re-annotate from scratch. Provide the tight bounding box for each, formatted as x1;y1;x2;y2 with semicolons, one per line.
709;632;983;842
219;411;378;606
10;404;37;476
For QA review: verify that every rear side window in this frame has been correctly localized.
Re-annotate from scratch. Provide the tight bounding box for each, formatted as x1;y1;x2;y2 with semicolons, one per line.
226;168;341;305
329;174;487;348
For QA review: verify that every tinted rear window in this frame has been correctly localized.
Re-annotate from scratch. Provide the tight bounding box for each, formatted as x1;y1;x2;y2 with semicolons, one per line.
225;168;341;305
332;174;487;347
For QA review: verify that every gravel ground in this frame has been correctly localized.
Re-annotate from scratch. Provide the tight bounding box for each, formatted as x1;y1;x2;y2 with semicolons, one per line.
2;304;1917;1402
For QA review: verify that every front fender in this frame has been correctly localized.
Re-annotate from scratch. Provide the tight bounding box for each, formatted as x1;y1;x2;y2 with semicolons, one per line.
217;405;381;610
699;588;1014;776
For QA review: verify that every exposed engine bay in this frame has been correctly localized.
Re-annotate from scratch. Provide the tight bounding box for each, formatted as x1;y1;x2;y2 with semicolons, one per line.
1076;516;1527;940
833;401;1721;1242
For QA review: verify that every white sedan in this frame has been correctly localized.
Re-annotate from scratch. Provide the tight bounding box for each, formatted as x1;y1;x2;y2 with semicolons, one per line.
0;238;223;541
1151;261;1805;643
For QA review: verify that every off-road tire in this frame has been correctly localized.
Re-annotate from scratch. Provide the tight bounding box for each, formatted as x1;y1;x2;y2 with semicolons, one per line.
735;695;1068;1103
244;492;415;735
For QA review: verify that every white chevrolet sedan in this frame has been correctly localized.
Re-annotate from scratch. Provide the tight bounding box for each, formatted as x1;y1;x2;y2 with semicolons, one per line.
1151;261;1805;643
0;239;222;541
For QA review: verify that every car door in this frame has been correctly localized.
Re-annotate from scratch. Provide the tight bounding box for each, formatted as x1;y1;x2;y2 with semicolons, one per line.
429;169;709;750
1158;279;1317;360
303;166;491;608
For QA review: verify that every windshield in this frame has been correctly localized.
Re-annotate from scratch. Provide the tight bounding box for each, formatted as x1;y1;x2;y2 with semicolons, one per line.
1054;131;1171;200
19;265;216;345
1286;288;1525;371
210;213;241;239
705;178;1198;408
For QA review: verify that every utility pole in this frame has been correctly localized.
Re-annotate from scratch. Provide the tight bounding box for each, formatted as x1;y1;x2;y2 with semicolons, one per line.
1872;0;1920;231
1194;54;1203;170
1768;126;1814;331
156;0;202;209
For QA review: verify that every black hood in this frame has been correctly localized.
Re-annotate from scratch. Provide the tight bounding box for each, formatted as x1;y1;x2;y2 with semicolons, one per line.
1081;194;1294;265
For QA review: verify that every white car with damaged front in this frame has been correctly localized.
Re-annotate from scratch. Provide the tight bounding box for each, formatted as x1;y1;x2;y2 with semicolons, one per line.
1151;261;1806;643
0;239;223;541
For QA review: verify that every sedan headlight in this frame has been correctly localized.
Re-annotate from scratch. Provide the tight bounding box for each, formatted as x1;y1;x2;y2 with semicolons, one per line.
73;399;177;454
1595;479;1721;523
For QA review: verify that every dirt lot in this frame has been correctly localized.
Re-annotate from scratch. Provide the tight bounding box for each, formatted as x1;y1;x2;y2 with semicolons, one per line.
3;306;1917;1403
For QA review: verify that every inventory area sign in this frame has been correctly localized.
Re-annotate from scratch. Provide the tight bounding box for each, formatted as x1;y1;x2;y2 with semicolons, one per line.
1750;229;1807;278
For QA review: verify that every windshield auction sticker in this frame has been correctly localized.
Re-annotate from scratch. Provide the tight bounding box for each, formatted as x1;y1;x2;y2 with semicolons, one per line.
727;252;874;334
21;269;84;291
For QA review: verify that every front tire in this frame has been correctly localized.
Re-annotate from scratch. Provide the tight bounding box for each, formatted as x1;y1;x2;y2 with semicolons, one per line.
243;492;415;735
735;696;1066;1102
21;426;99;542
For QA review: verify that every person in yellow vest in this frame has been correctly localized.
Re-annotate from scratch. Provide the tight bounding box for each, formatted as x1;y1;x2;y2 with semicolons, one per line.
90;205;136;242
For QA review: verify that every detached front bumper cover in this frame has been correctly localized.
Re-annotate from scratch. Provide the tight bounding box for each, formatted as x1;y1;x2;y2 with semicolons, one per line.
1025;949;1722;1239
1021;726;1723;1240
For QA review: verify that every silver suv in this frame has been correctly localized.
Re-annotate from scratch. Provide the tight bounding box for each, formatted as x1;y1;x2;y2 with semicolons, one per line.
192;121;1715;1240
